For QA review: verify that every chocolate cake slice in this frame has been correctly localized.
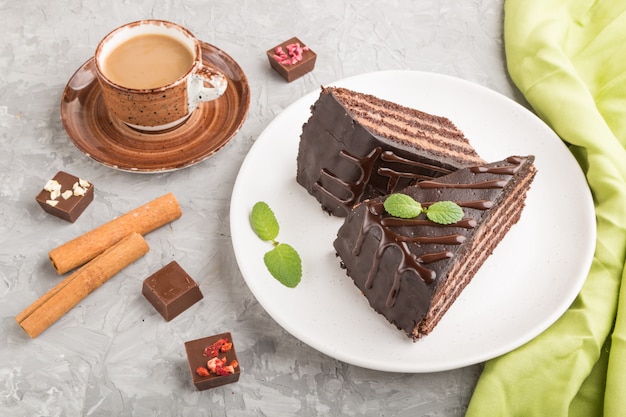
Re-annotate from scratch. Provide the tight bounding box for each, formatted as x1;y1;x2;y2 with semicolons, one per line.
296;86;485;216
333;156;537;340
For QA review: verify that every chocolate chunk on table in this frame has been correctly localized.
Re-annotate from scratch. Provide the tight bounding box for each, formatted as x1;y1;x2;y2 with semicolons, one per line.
35;171;94;223
184;332;240;390
142;261;203;321
267;37;316;82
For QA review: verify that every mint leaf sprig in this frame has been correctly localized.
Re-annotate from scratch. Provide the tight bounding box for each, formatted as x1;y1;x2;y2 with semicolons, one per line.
250;201;302;288
383;193;464;225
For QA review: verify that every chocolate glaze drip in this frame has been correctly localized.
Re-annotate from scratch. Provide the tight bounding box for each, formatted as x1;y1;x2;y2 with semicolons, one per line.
379;151;454;193
419;251;454;264
456;200;494;210
469;156;525;175
314;147;381;212
380;151;454;173
471;166;517;175
381;217;477;229
417;158;526;190
377;168;431;192
506;155;525;164
333;156;536;337
354;200;468;308
311;142;471;215
419;179;508;189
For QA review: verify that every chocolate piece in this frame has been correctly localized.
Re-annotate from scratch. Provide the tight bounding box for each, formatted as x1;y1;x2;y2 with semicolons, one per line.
333;156;537;340
296;87;485;216
267;37;316;82
142;261;203;321
35;171;94;223
184;332;240;390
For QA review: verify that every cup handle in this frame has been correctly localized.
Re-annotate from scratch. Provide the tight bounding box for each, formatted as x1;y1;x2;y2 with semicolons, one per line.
187;65;228;113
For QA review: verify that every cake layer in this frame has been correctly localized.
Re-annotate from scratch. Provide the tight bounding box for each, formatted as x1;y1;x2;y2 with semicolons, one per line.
329;87;482;162
333;156;537;340
296;86;485;216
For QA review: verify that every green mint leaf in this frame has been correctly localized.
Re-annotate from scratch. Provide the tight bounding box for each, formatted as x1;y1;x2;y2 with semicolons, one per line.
426;201;464;225
250;201;280;241
263;243;302;288
251;201;303;288
383;193;423;218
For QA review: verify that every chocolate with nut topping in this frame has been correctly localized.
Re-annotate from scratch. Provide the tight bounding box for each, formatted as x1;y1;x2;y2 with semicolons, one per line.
184;332;240;390
35;171;94;223
333;156;537;340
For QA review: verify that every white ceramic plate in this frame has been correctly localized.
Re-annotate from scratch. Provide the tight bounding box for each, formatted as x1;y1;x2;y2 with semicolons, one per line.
230;71;596;373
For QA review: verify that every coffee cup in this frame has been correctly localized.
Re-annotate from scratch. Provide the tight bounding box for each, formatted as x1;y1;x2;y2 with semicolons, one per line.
94;20;227;132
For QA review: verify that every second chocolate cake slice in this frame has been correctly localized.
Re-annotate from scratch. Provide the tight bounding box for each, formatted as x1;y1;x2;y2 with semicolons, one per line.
333;156;537;340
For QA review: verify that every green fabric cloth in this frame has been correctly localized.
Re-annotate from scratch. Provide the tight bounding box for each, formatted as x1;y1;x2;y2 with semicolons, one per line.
466;1;626;416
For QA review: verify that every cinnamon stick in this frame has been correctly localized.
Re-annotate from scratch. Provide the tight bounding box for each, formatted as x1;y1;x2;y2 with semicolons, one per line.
49;193;181;274
16;232;149;338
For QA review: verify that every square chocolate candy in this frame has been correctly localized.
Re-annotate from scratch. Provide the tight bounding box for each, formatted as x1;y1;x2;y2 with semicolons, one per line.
184;332;240;390
267;37;316;82
142;261;203;321
35;171;94;223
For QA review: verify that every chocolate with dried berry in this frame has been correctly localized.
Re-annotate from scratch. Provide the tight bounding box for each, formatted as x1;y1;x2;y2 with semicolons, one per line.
184;332;240;390
267;37;316;82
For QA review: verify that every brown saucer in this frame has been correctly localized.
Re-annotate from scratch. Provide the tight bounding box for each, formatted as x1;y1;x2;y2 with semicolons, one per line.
61;41;250;173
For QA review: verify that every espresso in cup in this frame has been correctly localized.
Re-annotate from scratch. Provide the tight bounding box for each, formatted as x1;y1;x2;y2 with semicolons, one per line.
95;20;227;132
